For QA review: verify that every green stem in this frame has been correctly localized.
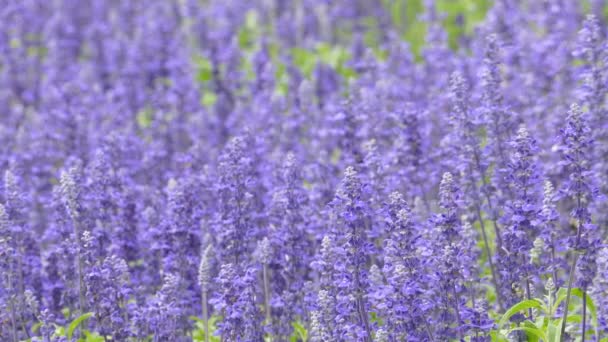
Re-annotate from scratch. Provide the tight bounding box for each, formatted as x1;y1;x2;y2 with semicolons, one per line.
560;253;579;341
582;290;587;342
262;263;272;342
202;290;209;342
474;206;503;310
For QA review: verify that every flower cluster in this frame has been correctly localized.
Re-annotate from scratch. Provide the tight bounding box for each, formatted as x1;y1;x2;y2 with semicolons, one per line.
1;2;608;342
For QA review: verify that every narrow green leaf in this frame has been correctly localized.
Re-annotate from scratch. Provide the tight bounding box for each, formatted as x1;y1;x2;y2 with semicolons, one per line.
489;330;509;342
66;312;94;340
54;324;65;336
510;326;547;342
547;321;558;342
292;321;308;341
31;321;42;334
499;299;544;327
189;315;205;324
84;330;105;342
571;288;598;332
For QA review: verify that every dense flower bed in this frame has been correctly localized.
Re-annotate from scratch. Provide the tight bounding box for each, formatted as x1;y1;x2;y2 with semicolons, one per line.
1;1;608;341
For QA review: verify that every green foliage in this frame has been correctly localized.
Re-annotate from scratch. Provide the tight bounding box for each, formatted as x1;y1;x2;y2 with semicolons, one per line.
237;10;261;50
48;312;100;342
289;321;308;342
491;287;599;341
201;92;218;108
291;47;318;78
190;315;221;342
136;108;154;129
497;299;544;327
66;312;94;340
383;0;491;57
82;330;106;342
194;55;214;83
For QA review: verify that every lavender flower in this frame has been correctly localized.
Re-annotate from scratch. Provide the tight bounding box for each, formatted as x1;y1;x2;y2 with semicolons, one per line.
430;172;468;339
480;34;517;205
328;166;374;341
496;126;542;310
85;255;132;339
212;264;263;341
559;103;601;339
2;2;608;341
310;235;338;342
379;192;429;340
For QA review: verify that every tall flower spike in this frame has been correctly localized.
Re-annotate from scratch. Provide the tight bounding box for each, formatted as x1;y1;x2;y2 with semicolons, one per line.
380;192;429;340
85;255;131;340
213;264;263;341
592;248;608;335
329;166;373;341
481;34;516;205
497;126;542;311
198;244;213;293
559;103;600;340
311;235;338;342
575;14;605;124
59;163;87;317
4;170;25;223
213;135;256;268
144;273;183;341
436;172;460;243
268;152;311;339
431;172;467;340
0;203;18;341
576;14;608;243
481;34;503;107
449;71;503;309
539;180;562;287
59;166;81;221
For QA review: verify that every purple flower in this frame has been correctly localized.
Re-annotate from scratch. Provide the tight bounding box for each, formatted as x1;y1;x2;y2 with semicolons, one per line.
497;126;542;309
328;166;374;341
212;264;263;341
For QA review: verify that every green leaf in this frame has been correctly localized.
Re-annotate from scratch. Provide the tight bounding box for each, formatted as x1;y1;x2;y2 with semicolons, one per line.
489;330;509;342
194;56;213;83
84;330;105;342
66;312;94;340
201;92;217;107
522;320;542;342
61;307;71;320
136;108;153;129
54;324;65;337
546;321;559;342
290;321;307;342
190;315;221;342
31;321;42;334
510;326;547;342
291;48;317;77
571;288;598;331
498;299;544;327
189;315;205;324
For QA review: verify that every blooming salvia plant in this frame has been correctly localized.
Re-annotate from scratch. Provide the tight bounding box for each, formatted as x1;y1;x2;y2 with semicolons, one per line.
1;1;608;342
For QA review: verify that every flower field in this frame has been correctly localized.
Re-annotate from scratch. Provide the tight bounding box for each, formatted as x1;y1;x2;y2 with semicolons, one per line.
1;1;608;341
